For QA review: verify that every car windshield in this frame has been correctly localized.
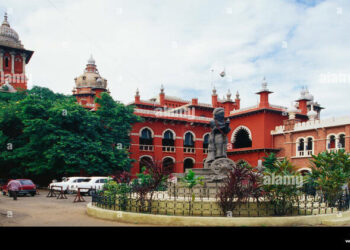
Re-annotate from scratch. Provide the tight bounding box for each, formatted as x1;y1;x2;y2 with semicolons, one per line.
19;180;33;185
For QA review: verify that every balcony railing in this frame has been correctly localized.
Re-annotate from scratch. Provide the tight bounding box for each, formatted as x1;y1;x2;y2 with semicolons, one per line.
162;146;175;152
203;148;208;154
139;145;154;151
184;147;195;153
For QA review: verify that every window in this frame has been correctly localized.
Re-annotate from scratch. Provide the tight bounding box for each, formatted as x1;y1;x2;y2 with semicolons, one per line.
139;156;153;172
140;128;153;151
328;135;336;150
163;157;175;173
184;132;195;153
306;137;313;156
203;134;209;153
4;57;9;68
233;128;252;148
184;158;194;172
297;138;305;156
162;130;175;152
339;134;345;149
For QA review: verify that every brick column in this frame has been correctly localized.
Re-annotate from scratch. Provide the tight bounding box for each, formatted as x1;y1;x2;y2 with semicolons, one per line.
345;126;350;152
175;137;184;173
194;139;203;168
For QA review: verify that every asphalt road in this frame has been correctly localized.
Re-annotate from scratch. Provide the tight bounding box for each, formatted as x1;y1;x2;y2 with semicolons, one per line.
0;189;147;226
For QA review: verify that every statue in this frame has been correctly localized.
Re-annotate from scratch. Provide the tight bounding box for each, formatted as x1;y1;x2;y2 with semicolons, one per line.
205;107;231;167
188;107;236;183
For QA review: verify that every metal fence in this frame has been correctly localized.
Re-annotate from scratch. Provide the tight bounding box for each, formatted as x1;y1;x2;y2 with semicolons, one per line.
91;183;350;217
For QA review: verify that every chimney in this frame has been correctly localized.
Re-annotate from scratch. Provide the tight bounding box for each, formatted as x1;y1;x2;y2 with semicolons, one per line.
191;98;198;105
296;87;311;115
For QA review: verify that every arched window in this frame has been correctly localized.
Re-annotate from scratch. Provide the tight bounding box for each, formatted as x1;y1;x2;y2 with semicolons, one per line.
139;156;153;172
162;130;175;152
203;134;209;154
184;132;195;153
139;128;153;151
4;57;9;68
306;137;313;156
233;128;252;148
162;157;175;173
184;158;194;172
328;135;336;150
297;138;305;156
338;134;345;149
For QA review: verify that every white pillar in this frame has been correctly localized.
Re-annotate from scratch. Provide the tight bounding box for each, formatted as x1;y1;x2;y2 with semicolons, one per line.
21;53;26;74
10;52;15;74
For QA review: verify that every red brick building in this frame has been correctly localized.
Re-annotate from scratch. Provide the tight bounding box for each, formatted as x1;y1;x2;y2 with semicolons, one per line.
0;13;33;92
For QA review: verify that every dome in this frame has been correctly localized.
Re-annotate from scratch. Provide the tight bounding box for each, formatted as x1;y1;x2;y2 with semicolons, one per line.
287;102;298;113
74;56;107;89
0;13;23;48
307;106;318;120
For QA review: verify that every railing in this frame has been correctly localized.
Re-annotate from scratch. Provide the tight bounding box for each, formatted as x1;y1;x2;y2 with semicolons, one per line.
162;146;175;152
134;108;212;122
203;148;208;154
91;183;350;217
298;151;304;157
184;147;195;153
139;145;154;151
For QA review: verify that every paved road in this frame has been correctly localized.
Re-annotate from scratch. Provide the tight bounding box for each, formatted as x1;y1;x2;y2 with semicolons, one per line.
0;190;146;226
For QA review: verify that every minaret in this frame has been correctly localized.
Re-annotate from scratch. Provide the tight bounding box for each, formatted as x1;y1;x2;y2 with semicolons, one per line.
0;13;34;91
235;91;240;110
135;88;140;103
159;84;165;106
296;87;311;115
256;77;273;108
211;86;218;107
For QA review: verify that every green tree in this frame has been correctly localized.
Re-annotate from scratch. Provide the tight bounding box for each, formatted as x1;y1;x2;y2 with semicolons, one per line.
0;86;140;184
308;150;350;206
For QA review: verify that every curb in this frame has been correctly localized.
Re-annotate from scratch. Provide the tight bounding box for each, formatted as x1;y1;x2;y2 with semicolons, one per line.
86;203;350;226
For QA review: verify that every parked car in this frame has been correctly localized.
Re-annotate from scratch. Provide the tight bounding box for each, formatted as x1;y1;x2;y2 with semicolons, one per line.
2;179;37;196
48;177;91;193
70;176;110;195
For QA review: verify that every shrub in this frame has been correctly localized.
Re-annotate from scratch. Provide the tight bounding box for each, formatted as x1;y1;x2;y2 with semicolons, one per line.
217;165;263;215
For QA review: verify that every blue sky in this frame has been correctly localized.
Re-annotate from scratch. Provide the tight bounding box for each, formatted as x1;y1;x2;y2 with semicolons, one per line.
1;0;350;118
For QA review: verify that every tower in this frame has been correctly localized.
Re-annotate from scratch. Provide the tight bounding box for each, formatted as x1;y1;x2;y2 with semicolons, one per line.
72;55;108;110
0;13;33;91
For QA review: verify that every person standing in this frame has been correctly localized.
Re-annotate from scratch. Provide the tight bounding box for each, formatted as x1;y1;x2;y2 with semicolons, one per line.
7;179;21;200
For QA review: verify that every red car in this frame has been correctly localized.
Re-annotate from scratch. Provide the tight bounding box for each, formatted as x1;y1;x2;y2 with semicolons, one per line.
2;179;37;197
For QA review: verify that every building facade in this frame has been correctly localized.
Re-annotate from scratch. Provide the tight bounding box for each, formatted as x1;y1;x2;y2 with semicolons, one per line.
0;13;33;92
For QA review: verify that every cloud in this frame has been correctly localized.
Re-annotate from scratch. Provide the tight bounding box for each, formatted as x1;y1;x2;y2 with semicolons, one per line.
1;0;350;118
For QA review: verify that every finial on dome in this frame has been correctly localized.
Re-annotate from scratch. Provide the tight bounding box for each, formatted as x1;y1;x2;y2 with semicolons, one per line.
88;54;95;65
135;88;140;96
2;12;9;26
160;84;164;94
212;86;217;95
236;91;240;99
262;77;268;90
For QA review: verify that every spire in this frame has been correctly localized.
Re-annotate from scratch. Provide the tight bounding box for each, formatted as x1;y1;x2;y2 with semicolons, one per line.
135;88;140;97
87;54;95;65
226;89;232;100
261;77;268;90
236;90;240;99
2;12;9;26
160;84;164;94
212;85;217;96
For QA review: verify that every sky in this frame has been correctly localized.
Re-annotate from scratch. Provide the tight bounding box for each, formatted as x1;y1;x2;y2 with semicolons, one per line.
1;0;350;118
